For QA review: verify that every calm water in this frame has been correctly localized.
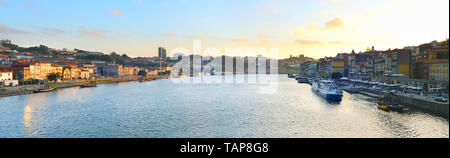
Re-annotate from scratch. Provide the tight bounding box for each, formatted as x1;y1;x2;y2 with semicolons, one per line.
0;75;448;138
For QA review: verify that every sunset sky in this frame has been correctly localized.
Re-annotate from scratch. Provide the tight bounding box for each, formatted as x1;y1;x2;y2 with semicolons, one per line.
1;0;449;58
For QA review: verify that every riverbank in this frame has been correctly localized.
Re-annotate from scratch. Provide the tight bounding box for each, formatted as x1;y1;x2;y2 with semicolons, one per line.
342;86;449;118
0;75;172;98
0;77;135;98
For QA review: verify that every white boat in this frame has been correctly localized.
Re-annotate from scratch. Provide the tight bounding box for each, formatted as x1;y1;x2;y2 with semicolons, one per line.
312;80;343;101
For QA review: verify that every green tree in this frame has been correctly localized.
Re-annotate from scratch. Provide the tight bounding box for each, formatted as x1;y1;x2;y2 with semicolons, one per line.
437;52;449;59
47;73;60;82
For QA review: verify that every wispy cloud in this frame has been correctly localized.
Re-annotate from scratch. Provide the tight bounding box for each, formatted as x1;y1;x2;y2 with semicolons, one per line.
295;17;345;35
24;2;34;9
329;0;343;3
167;32;176;37
257;33;270;37
78;26;110;39
323;17;344;30
233;37;247;42
0;0;7;5
0;24;29;34
109;9;123;17
293;39;349;45
41;27;64;36
188;35;206;40
196;35;206;40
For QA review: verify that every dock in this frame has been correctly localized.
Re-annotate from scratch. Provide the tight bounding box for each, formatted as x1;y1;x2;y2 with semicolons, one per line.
341;86;449;118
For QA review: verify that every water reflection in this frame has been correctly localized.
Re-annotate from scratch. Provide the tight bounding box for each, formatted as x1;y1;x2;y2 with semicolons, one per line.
22;93;50;136
0;75;447;138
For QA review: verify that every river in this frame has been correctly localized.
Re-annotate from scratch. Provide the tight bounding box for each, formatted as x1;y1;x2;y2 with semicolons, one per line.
0;75;448;138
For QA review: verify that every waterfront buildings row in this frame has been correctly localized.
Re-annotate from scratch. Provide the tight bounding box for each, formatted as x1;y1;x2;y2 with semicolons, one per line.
298;43;448;83
0;41;175;86
294;40;448;94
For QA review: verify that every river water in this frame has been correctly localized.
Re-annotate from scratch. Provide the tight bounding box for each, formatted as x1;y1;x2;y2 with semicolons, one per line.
0;75;448;138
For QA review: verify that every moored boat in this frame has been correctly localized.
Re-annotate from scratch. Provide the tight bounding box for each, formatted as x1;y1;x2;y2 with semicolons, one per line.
33;88;55;93
80;84;97;88
376;97;407;112
297;77;309;83
312;80;343;102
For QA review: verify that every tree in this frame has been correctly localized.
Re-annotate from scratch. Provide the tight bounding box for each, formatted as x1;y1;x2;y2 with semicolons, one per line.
437;52;449;59
331;72;343;80
47;73;60;82
137;70;147;76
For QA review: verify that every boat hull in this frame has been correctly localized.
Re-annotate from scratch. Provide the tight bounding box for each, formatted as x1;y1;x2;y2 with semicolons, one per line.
312;81;343;102
312;88;343;102
33;89;54;93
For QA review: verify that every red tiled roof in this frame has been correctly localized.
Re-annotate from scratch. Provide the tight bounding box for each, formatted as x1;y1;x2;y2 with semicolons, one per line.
0;69;12;73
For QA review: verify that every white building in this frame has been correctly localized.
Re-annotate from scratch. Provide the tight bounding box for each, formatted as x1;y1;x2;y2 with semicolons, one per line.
0;69;13;81
0;69;18;86
307;63;318;76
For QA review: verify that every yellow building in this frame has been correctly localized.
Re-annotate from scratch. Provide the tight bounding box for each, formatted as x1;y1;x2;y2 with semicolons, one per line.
332;59;344;74
430;61;449;81
25;62;63;80
397;64;411;76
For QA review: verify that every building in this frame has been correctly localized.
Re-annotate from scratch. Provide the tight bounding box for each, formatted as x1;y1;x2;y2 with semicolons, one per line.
10;62;63;81
317;57;332;78
415;46;449;80
307;63;317;76
120;65;135;77
395;49;412;77
0;47;12;53
100;64;120;77
0;39;11;45
158;47;167;58
332;55;345;75
429;61;449;81
0;69;13;81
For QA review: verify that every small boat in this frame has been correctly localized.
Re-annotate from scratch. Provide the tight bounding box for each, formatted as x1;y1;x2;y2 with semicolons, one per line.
376;97;407;112
33;88;55;93
80;84;97;88
376;104;389;111
312;80;343;102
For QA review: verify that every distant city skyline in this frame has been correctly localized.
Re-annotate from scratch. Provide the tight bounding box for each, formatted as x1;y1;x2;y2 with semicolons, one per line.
0;0;449;58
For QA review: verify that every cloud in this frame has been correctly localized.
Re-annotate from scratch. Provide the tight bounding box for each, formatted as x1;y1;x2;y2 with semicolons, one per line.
294;40;322;45
24;2;34;9
167;32;176;37
294;27;302;35
233;37;247;42
197;35;206;40
109;9;123;16
0;24;29;34
257;33;270;37
41;27;64;36
308;23;318;30
329;0;343;3
323;17;344;30
293;39;349;45
78;26;110;39
294;17;345;35
257;40;269;45
187;35;206;40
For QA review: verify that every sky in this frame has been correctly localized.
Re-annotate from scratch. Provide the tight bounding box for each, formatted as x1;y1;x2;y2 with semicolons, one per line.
0;0;449;59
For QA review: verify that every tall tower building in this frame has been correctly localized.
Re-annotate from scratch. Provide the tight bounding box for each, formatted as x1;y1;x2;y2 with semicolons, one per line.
158;47;167;58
